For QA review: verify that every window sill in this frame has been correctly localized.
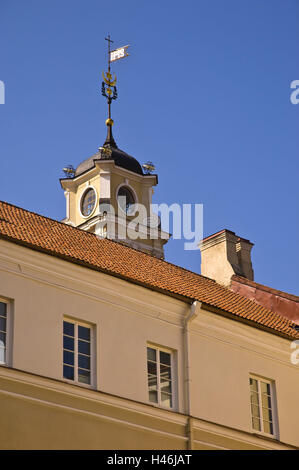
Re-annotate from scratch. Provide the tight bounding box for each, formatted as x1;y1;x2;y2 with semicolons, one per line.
62;378;95;390
252;431;279;442
148;401;176;412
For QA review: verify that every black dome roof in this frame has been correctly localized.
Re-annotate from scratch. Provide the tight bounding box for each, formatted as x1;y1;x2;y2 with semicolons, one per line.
75;147;144;177
75;124;144;177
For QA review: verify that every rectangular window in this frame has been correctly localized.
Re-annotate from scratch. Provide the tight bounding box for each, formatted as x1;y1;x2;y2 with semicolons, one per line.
63;319;93;386
0;300;8;365
147;345;174;409
250;376;276;436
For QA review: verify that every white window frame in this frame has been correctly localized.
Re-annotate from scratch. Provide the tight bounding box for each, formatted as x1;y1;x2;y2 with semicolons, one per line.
249;374;278;438
146;343;176;410
63;317;95;388
0;297;11;367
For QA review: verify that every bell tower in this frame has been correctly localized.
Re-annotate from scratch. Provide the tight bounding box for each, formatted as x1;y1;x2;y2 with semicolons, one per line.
60;37;169;259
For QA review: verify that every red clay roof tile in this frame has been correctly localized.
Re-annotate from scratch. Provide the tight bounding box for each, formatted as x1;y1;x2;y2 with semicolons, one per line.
0;200;298;340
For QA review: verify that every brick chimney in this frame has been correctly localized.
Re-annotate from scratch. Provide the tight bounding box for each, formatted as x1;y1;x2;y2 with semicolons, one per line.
199;230;254;286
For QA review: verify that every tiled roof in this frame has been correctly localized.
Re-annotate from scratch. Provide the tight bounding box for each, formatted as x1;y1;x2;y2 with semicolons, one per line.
0;200;298;340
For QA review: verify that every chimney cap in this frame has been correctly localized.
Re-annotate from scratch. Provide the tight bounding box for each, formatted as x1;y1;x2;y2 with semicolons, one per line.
202;229;254;246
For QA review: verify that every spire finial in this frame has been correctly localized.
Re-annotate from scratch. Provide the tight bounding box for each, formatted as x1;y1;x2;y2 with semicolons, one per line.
100;36;130;149
101;35;118;147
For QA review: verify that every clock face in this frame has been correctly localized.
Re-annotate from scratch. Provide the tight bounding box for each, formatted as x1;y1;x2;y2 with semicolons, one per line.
117;186;135;215
81;188;96;216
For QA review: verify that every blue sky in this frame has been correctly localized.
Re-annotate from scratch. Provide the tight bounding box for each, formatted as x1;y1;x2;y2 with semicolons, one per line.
0;0;298;295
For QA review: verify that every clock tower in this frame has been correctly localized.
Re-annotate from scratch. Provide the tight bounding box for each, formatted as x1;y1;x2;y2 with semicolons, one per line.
60;120;169;258
60;38;169;258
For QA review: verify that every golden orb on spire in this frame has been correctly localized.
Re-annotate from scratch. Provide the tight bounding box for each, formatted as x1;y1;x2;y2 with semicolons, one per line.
105;118;114;126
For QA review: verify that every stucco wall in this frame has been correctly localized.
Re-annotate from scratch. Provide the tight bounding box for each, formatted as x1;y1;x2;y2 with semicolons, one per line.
0;239;298;448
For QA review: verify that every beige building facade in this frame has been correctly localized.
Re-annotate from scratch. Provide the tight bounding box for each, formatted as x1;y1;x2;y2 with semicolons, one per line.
0;233;298;449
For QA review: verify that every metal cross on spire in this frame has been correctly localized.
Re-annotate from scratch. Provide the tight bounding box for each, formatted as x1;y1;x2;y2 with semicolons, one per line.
101;35;130;148
102;35;118;125
105;35;113;71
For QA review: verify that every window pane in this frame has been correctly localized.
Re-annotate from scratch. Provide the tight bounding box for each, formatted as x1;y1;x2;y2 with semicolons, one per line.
63;364;74;380
263;420;273;435
78;340;90;355
78;326;90;341
149;390;158;403
78;369;90;384
63;319;93;386
160;351;171;366
260;381;270;396
81;189;96;216
147;347;156;362
0;317;6;333
147;347;173;408
250;391;259;407
0;331;6;349
251;404;260;419
160;364;171;381
250;378;275;436
250;378;258;392
0;347;6;363
78;354;90;370
161;392;172;408
160;379;172;394
63;321;74;336
63;350;74;366
0;302;6;318
252;417;261;431
148;374;157;391
262;406;272;423
117;187;135;215
63;335;74;351
147;360;157;375
261;394;272;409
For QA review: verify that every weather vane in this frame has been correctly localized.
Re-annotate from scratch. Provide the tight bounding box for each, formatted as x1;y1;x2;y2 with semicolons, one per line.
101;35;129;147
